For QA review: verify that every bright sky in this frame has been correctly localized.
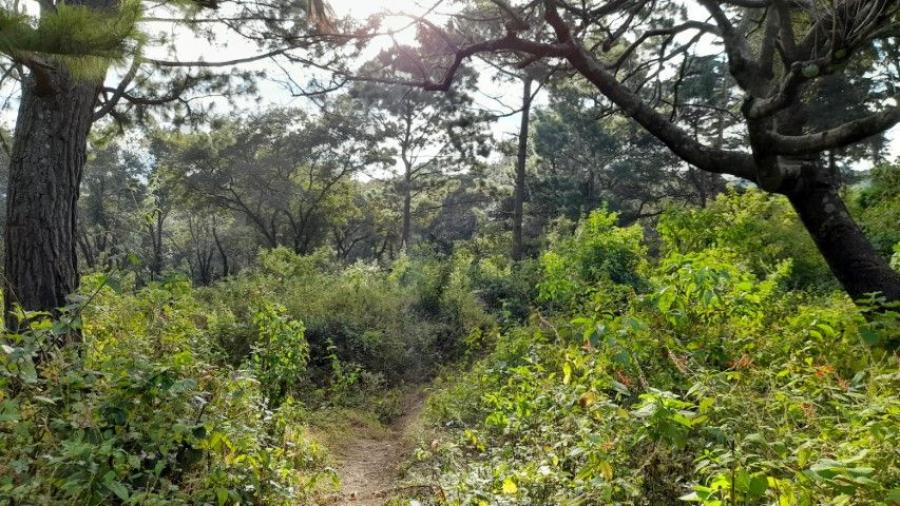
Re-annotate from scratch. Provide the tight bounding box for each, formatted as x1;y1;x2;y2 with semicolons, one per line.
325;0;900;161
329;0;432;24
2;0;897;163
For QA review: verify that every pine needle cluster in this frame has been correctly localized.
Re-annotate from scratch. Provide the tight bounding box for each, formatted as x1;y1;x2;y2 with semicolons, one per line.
0;0;144;80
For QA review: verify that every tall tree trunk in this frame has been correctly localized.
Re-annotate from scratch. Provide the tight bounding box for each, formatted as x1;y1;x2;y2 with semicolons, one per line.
3;69;100;332
401;169;412;250
148;209;166;280
77;228;97;270
512;76;533;262
788;184;900;302
212;225;229;278
686;165;708;208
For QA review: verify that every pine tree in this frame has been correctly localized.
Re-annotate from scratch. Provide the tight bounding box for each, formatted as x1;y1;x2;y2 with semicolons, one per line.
0;0;329;335
1;1;142;333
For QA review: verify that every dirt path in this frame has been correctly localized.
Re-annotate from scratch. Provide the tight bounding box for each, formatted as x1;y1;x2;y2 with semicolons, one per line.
326;391;428;505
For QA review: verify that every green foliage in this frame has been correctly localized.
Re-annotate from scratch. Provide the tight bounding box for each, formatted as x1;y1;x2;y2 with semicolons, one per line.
853;163;900;259
0;1;144;80
207;248;492;389
3;180;897;505
538;209;647;310
409;196;900;505
530;83;721;224
468;253;541;324
658;189;832;290
248;303;309;406
0;276;333;505
0;247;491;503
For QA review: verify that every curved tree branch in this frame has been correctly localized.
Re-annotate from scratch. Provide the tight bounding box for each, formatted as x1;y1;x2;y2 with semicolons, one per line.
698;0;767;95
544;1;758;180
768;99;900;155
93;57;141;121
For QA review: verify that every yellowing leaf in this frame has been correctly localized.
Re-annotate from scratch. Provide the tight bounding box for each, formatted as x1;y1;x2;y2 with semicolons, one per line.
599;461;613;480
502;477;518;494
579;391;598;408
563;362;573;385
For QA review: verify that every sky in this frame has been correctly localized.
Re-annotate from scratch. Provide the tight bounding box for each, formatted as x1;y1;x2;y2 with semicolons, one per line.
132;0;536;147
141;0;900;163
1;0;897;163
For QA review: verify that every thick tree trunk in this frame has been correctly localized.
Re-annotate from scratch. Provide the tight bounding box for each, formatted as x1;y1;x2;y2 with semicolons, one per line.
788;185;900;302
3;70;100;332
512;76;533;262
762;102;900;304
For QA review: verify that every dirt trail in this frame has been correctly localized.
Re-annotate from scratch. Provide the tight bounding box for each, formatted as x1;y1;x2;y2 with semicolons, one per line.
327;391;428;505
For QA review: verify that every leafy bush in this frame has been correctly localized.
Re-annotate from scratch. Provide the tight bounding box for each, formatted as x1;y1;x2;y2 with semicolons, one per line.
538;209;648;311
853;163;900;259
248;303;309;406
658;189;832;291
410;199;900;505
0;275;333;505
468;254;541;324
206;248;492;388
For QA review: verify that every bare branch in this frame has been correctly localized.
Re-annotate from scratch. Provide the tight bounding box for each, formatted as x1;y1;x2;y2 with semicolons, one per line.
769;97;900;154
773;0;799;63
489;0;530;31
610;21;719;72
145;48;290;68
720;0;772;6
93;57;141;121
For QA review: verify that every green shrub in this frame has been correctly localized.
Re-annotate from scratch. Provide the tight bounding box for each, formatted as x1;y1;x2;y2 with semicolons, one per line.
199;248;490;388
538;209;647;311
469;254;541;324
248;303;309;406
410;208;900;506
658;189;832;291
0;276;333;505
853;163;900;259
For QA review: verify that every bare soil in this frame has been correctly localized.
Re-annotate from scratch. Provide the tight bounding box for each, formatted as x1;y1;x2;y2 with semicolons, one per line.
324;390;428;505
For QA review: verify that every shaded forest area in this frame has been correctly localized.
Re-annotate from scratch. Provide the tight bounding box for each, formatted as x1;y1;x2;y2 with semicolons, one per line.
0;0;899;505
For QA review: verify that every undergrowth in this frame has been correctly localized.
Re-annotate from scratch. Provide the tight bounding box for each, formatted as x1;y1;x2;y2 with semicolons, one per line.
0;250;491;504
1;190;897;505
406;191;900;505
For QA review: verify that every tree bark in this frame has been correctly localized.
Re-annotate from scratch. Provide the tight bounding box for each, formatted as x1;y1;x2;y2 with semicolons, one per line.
401;169;412;250
148;210;166;280
512;76;533;262
212;225;229;278
77;228;97;270
788;184;900;302
3;69;100;332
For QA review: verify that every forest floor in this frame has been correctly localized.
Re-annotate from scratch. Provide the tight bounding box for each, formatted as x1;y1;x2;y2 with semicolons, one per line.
323;389;430;505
